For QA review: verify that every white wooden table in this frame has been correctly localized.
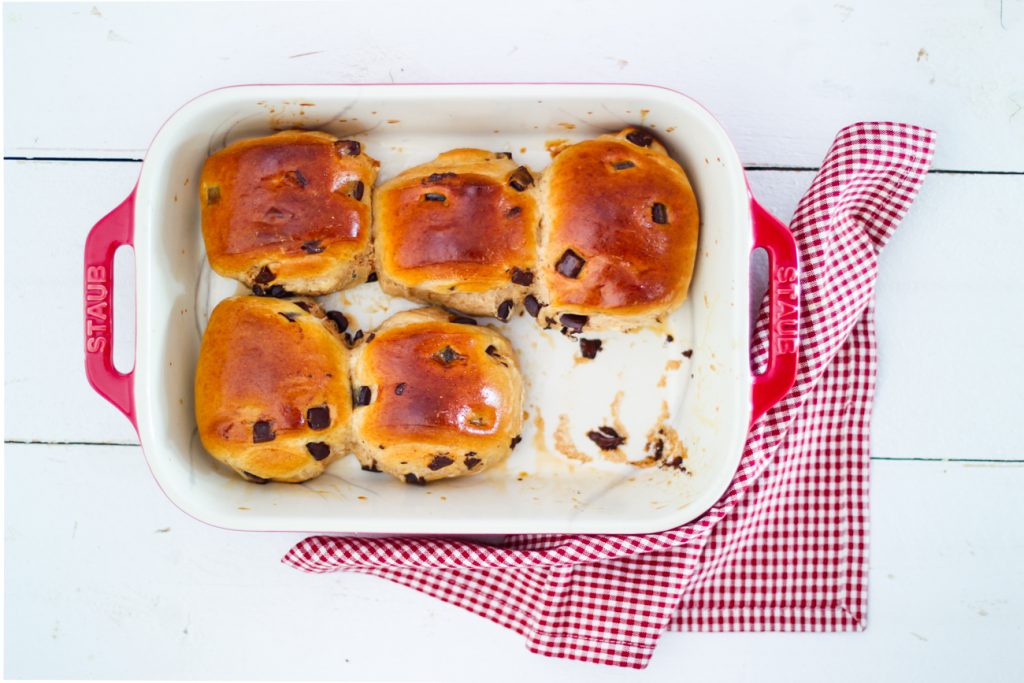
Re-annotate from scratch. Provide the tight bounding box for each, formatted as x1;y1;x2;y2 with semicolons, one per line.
5;2;1024;679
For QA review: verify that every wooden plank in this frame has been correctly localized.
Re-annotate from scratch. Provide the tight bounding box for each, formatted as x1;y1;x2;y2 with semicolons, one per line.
5;444;1022;679
4;0;1023;171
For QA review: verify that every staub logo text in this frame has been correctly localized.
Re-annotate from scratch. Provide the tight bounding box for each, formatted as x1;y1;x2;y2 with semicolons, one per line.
85;266;109;353
772;266;798;354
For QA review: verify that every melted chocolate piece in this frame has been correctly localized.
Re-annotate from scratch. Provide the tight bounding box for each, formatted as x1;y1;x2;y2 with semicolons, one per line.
559;313;588;333
497;299;513;321
335;140;361;156
294;301;311;312
433;345;467;365
424;172;457;183
206;186;221;203
307;405;331;430
510;267;534;286
625;129;654;147
301;240;325;254
366;271;378;282
586;426;625;450
326;311;349;333
555;249;585;279
613;161;636;170
306;442;330;461
508;166;534;192
424;192;447;202
579;338;603;359
354;386;372;407
682;349;693;358
464;454;482;469
278;312;299;323
252;420;275;443
361;461;382;473
351;180;365;201
404;473;427;486
254;266;276;285
651;202;668;224
506;205;522;218
448;315;478;326
242;471;269;484
510;435;522;449
394;382;406;396
523;295;543;318
427;454;455;471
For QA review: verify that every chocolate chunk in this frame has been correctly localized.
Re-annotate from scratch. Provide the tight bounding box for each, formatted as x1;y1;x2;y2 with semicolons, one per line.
253;284;292;298
354;386;372;407
404;473;427;486
579;338;603;359
294;301;312;312
206;186;221;204
365;333;375;344
428;454;455;471
254;265;276;284
497;299;513;321
345;329;364;347
306;442;330;461
395;382;406;396
464;453;481;469
433;345;466;365
351;180;365;201
652;202;668;224
241;471;269;484
613;161;636;170
252;420;275;443
278;312;298;323
448;315;478;326
301;240;325;254
485;345;501;358
586;426;625;450
682;349;693;358
508;166;534;191
366;271;378;282
524;294;544;318
506;206;522;218
510;267;534;286
335;140;361;156
325;311;349;333
666;334;674;343
424;192;446;202
424;172;456;183
555;249;585;279
510;435;522;449
307;405;330;430
285;170;308;188
361;461;382;473
494;152;513;159
625;129;654;147
559;313;588;333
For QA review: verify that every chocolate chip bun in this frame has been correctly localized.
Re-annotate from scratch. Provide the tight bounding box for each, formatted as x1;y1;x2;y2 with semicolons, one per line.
349;307;524;484
200;130;379;296
195;296;352;483
372;149;540;320
533;128;700;333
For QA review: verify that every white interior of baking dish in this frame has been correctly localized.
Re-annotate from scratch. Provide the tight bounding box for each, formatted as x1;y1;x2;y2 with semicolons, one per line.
132;84;751;534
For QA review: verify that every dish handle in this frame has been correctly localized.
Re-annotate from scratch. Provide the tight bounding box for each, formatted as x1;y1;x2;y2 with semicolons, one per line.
749;198;800;424
84;190;138;428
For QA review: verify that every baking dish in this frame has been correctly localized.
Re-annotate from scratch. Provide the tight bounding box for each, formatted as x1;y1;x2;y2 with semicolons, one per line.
84;83;799;535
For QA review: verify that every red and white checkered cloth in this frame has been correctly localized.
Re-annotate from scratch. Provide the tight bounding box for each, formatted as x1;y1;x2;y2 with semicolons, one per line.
283;122;936;668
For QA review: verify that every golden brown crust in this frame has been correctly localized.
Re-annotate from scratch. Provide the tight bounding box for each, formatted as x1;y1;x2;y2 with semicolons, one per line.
200;131;379;295
350;308;524;483
373;149;540;318
194;296;352;483
536;128;700;331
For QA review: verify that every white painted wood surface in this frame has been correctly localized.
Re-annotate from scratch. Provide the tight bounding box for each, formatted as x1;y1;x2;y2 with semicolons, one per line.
4;1;1023;679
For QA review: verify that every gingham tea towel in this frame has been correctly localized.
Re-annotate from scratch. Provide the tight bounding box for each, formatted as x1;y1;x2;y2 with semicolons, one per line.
283;122;936;668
